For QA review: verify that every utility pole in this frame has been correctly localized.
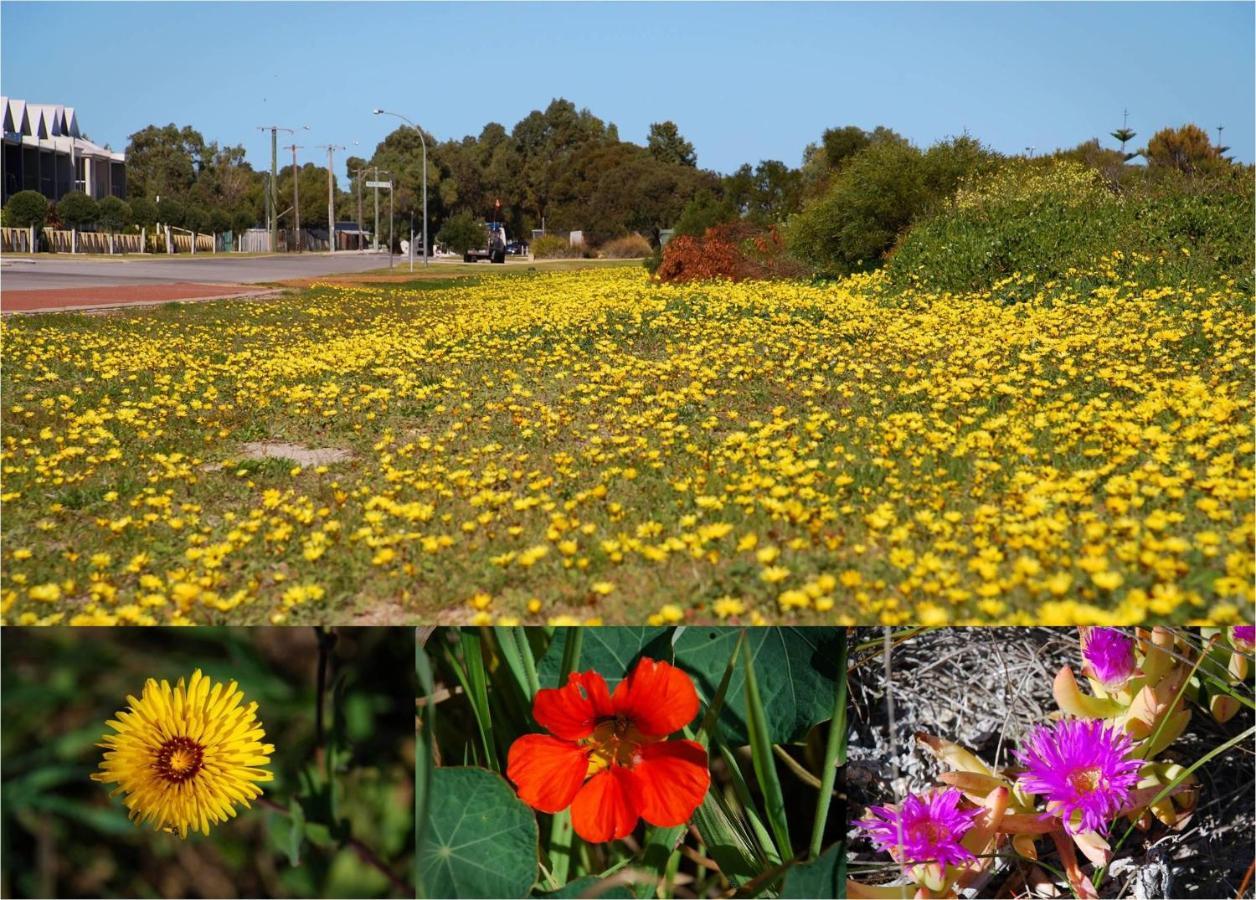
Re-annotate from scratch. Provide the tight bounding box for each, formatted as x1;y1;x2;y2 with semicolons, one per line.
316;144;345;253
285;143;303;251
257;124;306;252
372;166;379;252
350;167;366;251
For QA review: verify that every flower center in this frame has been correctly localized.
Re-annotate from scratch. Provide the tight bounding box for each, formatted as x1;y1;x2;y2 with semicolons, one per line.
154;736;205;783
908;819;951;848
584;716;643;774
1067;766;1103;794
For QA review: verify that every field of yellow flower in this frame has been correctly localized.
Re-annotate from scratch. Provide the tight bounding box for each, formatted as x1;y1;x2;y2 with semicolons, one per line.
2;266;1252;626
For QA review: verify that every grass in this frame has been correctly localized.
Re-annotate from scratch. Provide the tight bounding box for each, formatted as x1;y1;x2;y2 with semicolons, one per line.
0;265;1251;626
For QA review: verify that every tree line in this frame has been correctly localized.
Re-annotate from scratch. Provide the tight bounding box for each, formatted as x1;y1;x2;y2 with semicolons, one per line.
3;100;1242;260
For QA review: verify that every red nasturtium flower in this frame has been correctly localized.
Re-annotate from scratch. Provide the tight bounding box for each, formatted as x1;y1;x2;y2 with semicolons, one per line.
506;658;710;843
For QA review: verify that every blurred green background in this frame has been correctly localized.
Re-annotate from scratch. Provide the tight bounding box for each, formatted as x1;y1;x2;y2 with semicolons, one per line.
1;627;414;899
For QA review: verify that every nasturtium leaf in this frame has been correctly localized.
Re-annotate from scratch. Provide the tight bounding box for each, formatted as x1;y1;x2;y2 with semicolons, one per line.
537;875;634;898
778;842;844;899
539;627;841;745
419;767;538;899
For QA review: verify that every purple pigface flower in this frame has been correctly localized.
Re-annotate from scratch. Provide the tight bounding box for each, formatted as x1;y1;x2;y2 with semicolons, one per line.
1016;719;1142;835
1233;625;1255;652
856;787;981;868
1082;627;1137;689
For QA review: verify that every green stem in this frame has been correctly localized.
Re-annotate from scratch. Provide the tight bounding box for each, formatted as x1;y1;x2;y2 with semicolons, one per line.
742;636;792;859
809;628;848;859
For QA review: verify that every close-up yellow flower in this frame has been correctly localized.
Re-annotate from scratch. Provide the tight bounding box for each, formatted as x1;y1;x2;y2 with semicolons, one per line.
92;669;274;838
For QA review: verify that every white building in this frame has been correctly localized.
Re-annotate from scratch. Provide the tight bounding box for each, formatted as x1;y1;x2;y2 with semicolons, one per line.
1;97;126;205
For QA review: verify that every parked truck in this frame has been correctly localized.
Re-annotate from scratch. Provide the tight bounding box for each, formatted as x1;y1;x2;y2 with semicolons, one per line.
464;221;508;264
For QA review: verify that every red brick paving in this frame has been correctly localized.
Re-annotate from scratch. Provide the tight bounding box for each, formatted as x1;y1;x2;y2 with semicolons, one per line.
1;282;271;313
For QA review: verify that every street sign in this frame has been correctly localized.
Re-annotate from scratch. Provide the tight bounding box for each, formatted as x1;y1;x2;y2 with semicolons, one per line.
365;180;392;189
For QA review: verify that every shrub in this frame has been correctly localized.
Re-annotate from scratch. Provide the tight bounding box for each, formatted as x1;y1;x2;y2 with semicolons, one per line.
156;197;185;228
437;211;488;256
97;196;133;233
673;190;739;239
787;135;997;276
600;233;652;258
130;198;158;229
3;191;49;229
531;234;579;259
57;191;100;230
886;158;1254;297
655;222;809;283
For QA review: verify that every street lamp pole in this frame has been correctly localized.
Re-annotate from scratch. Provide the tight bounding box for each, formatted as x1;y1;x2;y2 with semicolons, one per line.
373;108;428;267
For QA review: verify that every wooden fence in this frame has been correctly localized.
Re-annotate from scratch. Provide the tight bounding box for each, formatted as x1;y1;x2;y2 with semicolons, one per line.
1;226;35;252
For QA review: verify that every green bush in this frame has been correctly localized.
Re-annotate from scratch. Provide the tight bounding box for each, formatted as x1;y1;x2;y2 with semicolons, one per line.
436;211;488;256
129;197;158;229
531;234;579;259
97;196;133;233
887;159;1254;298
3;190;48;229
673;190;738;239
600;233;652;258
787;135;998;277
57;191;100;230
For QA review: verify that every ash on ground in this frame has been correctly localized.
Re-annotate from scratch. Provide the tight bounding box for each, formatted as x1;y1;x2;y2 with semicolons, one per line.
846;627;1255;899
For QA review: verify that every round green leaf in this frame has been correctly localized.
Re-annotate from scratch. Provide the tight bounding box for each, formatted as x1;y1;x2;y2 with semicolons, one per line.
419;767;538;899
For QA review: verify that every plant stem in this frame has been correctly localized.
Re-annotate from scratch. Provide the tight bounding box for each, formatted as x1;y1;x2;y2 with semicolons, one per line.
742;636;792;859
809;627;848;859
258;797;413;896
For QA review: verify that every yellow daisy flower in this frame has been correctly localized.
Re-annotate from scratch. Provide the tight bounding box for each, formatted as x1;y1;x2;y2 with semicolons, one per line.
92;669;274;837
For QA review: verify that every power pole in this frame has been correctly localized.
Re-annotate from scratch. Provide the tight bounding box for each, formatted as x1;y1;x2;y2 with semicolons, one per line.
372;166;379;252
351;167;366;250
317;144;345;253
285;143;303;251
257;124;306;252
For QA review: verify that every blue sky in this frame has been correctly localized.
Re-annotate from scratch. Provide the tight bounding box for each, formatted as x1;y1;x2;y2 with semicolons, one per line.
2;2;1252;174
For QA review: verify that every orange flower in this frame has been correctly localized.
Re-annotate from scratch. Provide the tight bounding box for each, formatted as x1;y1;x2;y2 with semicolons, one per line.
506;657;710;843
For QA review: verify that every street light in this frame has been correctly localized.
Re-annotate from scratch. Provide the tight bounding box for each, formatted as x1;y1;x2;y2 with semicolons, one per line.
373;108;428;268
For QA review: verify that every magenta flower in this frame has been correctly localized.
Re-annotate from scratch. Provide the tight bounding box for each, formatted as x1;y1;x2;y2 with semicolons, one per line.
856;787;980;868
1233;625;1255;652
1082;627;1136;688
1016;719;1142;835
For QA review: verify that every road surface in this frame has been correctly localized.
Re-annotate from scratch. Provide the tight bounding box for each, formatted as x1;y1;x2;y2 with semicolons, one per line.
0;251;393;291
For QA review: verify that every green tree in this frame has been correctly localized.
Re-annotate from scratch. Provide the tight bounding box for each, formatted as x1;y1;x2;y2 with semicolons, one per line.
4;190;49;229
124;123;207;201
647;121;697;167
723;160;803;224
96;196;133;233
57;191;100;230
436;211;488;255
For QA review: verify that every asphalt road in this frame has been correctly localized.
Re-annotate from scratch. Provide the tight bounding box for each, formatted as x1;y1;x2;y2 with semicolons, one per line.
0;251;395;291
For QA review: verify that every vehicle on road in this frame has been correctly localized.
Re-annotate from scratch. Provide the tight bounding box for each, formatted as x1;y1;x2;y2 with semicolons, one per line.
506;240;529;256
464;222;508;264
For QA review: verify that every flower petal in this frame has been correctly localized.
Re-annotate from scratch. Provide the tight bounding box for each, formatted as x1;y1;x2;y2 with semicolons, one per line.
506;734;588;813
612;658;700;738
570;767;639;842
628;739;710;827
533;670;613;740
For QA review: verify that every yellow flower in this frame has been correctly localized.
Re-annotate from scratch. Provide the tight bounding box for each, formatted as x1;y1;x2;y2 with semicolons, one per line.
92;670;273;838
1092;570;1124;591
713;597;745;618
591;581;615;596
28;583;62;603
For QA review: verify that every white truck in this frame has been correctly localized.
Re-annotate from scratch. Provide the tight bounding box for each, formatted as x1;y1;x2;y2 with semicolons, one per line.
464;221;508;264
